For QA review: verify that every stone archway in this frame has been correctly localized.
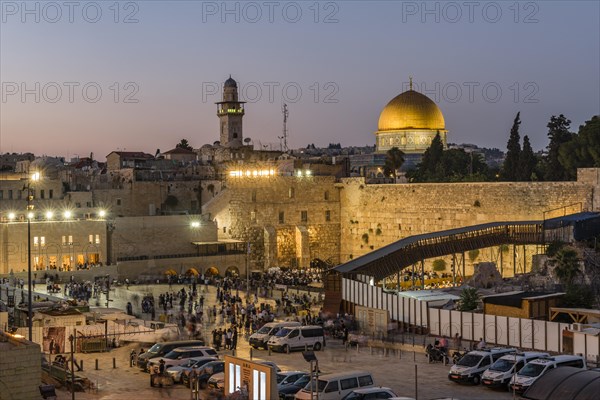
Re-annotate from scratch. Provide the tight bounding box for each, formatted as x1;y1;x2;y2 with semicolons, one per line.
185;268;200;277
206;266;219;276
225;266;240;277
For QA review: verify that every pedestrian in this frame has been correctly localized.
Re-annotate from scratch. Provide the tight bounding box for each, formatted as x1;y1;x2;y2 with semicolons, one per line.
130;349;137;367
477;337;486;349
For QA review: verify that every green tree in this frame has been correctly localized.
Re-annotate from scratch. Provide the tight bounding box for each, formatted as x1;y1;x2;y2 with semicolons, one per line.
518;135;537;181
383;147;405;178
432;259;447;272
458;287;479;311
501;112;522;181
544;114;573;181
562;285;595;308
176;139;193;151
553;247;580;287
558;115;600;179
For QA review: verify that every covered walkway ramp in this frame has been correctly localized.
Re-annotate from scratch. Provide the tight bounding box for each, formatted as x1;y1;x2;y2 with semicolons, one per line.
334;212;600;282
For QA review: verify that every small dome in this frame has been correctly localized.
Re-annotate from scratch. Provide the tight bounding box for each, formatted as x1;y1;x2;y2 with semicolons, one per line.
224;75;237;88
378;90;445;131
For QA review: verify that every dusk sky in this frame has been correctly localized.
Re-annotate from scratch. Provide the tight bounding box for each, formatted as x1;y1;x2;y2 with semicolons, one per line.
1;1;598;161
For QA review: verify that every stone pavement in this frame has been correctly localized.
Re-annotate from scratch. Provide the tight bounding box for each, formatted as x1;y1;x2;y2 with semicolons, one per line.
35;283;518;400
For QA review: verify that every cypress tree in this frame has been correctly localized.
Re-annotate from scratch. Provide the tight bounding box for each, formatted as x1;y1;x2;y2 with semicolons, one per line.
519;135;537;181
501;112;522;181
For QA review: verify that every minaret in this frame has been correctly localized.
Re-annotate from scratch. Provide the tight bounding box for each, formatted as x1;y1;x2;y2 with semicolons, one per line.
216;75;246;147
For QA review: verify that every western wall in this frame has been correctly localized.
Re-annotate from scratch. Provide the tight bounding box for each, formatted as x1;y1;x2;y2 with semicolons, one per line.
205;168;600;273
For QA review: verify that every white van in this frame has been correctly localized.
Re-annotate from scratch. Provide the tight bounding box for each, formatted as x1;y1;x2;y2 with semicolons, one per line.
268;325;325;353
509;355;586;393
294;371;375;400
481;351;549;389
448;347;516;385
249;321;301;349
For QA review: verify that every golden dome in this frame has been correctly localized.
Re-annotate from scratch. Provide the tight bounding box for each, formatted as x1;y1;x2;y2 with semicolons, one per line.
378;90;445;131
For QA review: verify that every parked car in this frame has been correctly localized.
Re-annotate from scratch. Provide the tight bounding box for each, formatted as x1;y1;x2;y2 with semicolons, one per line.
295;370;375;400
267;325;325;353
249;321;302;349
277;371;309;387
137;340;205;372
278;374;312;400
166;356;217;383
481;351;549;389
208;371;225;391
147;346;218;370
182;360;224;388
448;348;516;385
342;386;398;399
509;355;586;394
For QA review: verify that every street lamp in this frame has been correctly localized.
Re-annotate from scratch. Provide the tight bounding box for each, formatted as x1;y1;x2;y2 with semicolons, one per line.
26;171;40;342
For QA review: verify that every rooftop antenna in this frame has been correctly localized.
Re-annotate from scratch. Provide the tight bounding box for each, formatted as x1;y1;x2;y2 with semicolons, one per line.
409;76;413;91
281;103;289;152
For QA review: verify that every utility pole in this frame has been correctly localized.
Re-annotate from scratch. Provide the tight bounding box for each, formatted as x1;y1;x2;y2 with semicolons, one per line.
281;103;289;152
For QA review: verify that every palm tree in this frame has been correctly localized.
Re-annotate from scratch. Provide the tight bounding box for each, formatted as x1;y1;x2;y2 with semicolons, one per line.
553;248;580;287
383;147;405;179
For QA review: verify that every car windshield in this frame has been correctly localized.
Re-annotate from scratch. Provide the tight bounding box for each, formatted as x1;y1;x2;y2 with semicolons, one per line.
344;393;369;400
276;374;287;383
184;359;198;367
519;363;546;377
148;344;161;354
257;326;272;334
304;379;327;392
275;328;292;337
458;354;483;367
490;358;516;372
294;375;310;386
206;349;218;356
163;350;181;360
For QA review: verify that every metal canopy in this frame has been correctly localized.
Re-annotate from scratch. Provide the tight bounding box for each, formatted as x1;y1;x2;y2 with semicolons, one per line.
334;212;599;282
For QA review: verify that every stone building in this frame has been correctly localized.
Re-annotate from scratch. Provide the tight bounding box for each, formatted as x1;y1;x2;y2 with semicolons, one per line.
0;331;41;400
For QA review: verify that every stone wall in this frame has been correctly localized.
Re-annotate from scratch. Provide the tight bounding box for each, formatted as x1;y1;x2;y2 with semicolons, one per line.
0;333;41;400
110;215;217;261
205;169;599;273
203;175;341;268
338;176;596;263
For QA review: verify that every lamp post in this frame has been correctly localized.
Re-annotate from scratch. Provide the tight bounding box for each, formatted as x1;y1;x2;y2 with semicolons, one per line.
26;171;40;342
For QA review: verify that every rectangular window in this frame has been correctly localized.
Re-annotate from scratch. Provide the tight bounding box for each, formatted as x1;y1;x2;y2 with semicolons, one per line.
40;237;45;247
250;211;256;222
95;234;100;244
324;191;329;200
358;375;373;387
289;187;295;198
89;234;93;244
8;190;13;199
325;210;331;222
33;236;39;246
49;189;53;199
279;211;285;224
40;189;45;199
340;377;358;390
301;210;308;223
68;235;73;245
62;236;67;245
75;202;81;208
86;202;92;208
0;190;3;200
251;190;257;202
116;198;122;206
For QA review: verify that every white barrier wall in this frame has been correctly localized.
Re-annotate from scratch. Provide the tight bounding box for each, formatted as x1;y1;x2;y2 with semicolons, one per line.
342;278;428;328
342;278;598;361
